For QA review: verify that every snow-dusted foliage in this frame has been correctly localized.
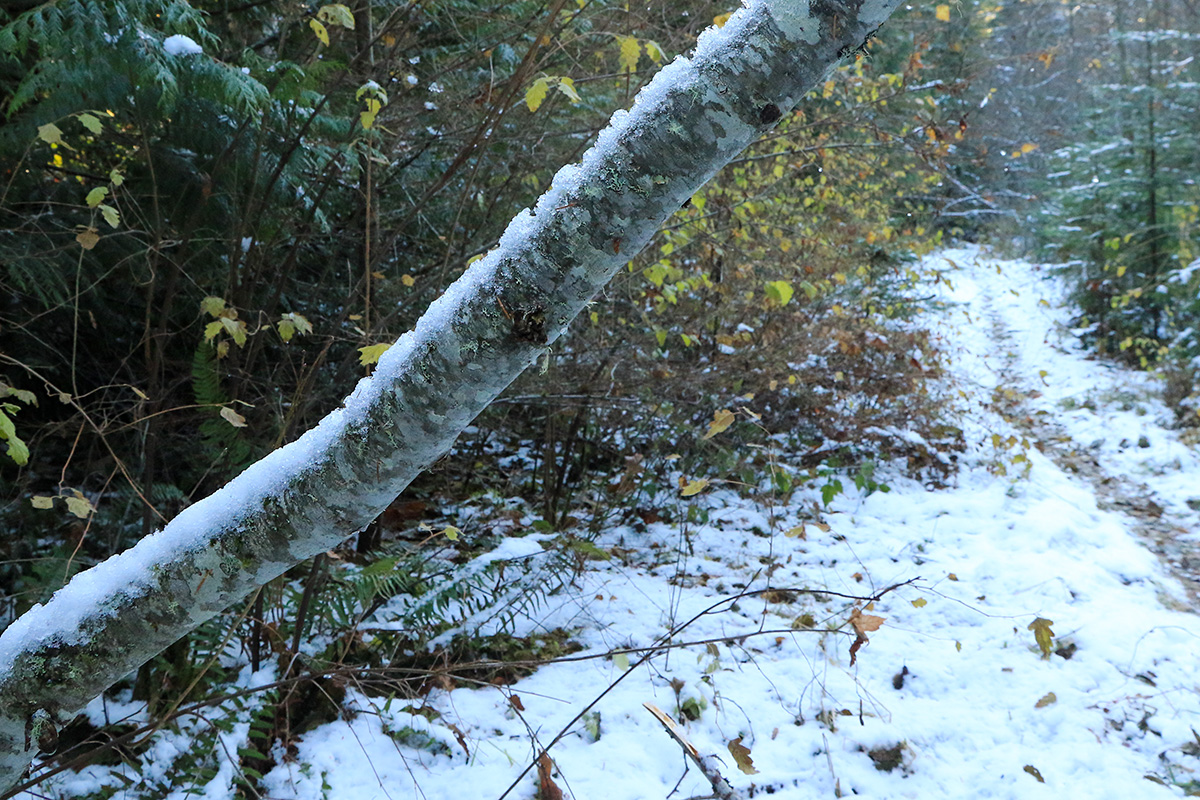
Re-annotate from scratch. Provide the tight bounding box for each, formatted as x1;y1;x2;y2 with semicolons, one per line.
0;0;900;791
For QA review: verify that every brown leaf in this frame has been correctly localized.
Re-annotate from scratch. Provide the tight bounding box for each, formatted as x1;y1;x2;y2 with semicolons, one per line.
728;736;759;775
849;608;886;634
509;695;526;712
536;753;563;800
1023;764;1045;783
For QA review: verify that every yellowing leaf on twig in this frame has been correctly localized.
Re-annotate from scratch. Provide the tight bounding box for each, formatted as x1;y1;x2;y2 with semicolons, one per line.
30;496;55;510
680;478;710;497
38;123;64;146
936;4;951;21
65;490;95;519
317;3;355;28
525;77;550;112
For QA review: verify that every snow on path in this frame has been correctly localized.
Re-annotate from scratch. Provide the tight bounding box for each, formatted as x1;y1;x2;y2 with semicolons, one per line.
252;245;1200;800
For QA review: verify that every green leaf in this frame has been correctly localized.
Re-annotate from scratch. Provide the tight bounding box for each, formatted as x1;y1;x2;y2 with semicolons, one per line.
78;113;103;134
765;280;794;306
99;204;119;228
85;187;108;208
204;321;224;341
309;19;330;46
799;280;819;299
644;40;664;64
442;525;461;541
318;3;356;28
37;123;63;145
821;479;843;507
0;409;29;466
278;319;296;342
201;297;226;317
358;343;391;366
612;653;629;671
525;77;550;112
109;168;125;187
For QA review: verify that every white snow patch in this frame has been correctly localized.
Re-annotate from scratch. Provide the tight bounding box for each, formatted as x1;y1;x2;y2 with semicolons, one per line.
163;34;202;56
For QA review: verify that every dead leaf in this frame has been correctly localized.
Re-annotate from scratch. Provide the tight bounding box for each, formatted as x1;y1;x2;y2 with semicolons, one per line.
849;608;886;634
728;736;759;775
536;752;563;800
76;228;100;250
220;406;247;428
1035;692;1057;708
702;408;736;440
847;607;885;667
680;478;710;497
509;695;525;712
1023;764;1045;783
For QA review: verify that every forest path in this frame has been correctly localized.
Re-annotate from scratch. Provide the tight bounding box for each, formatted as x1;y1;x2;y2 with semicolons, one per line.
932;245;1200;607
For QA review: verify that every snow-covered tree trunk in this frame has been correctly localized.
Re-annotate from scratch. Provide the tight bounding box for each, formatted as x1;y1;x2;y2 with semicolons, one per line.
0;0;898;790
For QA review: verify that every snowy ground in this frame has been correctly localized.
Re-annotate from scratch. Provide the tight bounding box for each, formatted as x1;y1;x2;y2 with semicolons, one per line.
47;246;1200;798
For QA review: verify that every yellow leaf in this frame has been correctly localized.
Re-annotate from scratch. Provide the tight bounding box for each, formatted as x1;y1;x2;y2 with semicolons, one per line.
936;4;951;21
358;343;391;366
765;280;794;306
1027;617;1055;659
613;652;630;670
65;491;95;519
702;408;736;440
680;478;710;497
525;77;550;112
784;524;806;539
30;496;55;510
617;35;640;73
911;597;927;608
713;12;732;27
220;406;248;428
401;274;416;287
442;525;461;541
310;18;330;46
360;98;381;129
644;40;664;64
204;321;224;341
278;319;296;342
728;737;759;775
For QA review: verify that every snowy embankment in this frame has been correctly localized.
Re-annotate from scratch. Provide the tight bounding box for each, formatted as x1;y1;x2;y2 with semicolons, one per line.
59;246;1200;799
246;245;1200;800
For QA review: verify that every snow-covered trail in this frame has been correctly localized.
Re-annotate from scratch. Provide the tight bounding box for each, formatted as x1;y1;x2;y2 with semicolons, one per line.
69;247;1200;800
249;245;1200;800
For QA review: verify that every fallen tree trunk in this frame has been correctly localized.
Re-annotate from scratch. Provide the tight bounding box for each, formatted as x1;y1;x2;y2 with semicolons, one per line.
0;0;899;791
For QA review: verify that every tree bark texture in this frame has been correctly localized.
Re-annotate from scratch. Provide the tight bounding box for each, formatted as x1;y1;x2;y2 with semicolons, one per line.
0;0;899;790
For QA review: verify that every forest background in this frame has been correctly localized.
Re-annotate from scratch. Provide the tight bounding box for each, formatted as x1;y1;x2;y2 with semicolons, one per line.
1;0;1199;796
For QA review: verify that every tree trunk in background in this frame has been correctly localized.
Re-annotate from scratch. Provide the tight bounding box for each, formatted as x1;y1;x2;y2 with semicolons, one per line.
0;0;899;790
